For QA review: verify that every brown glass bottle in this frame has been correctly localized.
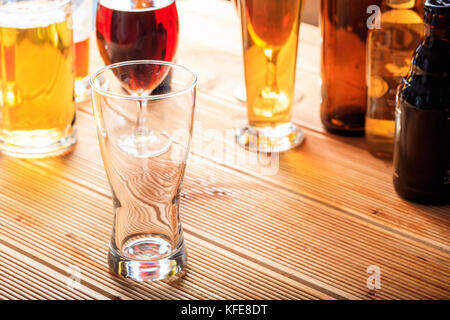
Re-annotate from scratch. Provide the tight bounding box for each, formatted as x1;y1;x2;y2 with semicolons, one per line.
393;0;450;204
320;0;382;135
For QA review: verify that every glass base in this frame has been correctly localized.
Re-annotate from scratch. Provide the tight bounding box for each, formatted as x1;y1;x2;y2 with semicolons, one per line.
118;131;172;158
0;129;77;159
108;235;187;282
235;122;304;153
322;123;365;136
366;136;394;159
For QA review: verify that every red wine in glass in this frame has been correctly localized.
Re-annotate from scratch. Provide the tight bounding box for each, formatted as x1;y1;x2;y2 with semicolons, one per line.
96;0;179;92
96;1;179;157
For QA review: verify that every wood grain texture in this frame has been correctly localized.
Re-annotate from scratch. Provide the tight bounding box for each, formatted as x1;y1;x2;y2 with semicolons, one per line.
0;0;448;300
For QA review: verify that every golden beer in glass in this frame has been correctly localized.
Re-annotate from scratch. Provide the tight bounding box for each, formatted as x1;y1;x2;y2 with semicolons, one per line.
236;0;304;152
0;0;76;158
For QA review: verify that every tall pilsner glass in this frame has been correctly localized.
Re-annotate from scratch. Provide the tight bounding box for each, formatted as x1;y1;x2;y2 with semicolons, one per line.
236;0;304;152
91;61;197;281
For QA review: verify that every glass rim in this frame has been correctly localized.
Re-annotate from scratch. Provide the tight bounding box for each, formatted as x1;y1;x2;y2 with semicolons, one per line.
0;0;71;13
97;0;175;12
90;60;198;101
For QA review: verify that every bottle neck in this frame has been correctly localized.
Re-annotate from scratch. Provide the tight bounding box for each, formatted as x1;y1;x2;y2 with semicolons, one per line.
424;8;449;41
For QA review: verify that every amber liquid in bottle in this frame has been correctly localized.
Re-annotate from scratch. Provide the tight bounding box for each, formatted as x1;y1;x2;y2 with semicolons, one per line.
320;0;382;135
366;0;423;158
393;0;450;204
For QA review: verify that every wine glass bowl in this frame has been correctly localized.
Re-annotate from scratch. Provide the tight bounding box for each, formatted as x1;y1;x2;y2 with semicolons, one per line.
245;0;298;49
96;0;179;65
113;61;171;94
95;0;179;157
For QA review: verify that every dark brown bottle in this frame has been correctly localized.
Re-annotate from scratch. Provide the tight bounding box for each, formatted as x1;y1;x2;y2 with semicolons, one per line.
393;0;450;204
320;0;382;135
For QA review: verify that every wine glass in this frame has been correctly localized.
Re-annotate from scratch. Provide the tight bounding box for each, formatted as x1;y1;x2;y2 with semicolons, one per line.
95;0;179;157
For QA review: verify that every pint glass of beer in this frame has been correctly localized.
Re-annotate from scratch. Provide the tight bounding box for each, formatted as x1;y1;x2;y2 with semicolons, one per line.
0;0;76;158
236;0;304;152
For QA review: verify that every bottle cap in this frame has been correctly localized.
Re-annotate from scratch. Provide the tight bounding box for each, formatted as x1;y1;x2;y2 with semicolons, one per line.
425;0;450;12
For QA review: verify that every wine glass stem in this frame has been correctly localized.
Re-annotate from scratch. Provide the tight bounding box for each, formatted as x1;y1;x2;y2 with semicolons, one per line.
134;100;150;138
264;48;279;93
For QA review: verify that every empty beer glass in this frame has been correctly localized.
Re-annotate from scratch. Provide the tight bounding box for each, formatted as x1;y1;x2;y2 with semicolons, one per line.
90;60;197;281
0;0;77;158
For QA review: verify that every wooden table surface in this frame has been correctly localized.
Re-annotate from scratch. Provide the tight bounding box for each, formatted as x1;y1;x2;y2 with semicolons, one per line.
0;0;449;300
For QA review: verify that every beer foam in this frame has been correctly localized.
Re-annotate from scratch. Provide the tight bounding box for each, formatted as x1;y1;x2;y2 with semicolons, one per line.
0;0;69;29
99;0;174;12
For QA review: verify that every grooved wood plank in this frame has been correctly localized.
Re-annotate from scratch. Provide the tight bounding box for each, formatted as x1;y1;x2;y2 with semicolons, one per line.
0;150;328;299
1;111;449;299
